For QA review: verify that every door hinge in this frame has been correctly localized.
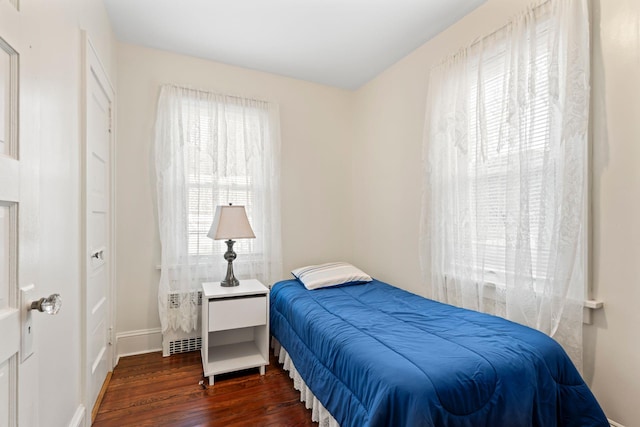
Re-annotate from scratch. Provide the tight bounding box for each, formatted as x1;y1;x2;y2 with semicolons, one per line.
108;326;114;345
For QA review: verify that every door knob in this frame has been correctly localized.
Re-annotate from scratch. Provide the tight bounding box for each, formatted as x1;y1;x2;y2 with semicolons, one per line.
29;294;62;315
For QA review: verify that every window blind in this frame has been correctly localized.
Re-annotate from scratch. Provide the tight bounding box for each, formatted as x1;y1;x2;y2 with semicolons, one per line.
183;101;260;258
452;16;552;286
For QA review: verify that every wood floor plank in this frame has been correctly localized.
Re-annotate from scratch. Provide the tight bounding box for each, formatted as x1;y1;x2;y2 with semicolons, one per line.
93;351;317;427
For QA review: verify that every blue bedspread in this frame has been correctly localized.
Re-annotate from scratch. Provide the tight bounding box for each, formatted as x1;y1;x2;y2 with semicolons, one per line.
270;279;608;427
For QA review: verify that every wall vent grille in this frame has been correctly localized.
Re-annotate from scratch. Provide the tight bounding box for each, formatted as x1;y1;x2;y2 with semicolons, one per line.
168;336;202;355
162;290;203;356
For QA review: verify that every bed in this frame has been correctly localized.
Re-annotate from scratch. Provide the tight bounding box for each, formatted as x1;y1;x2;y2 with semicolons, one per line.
270;277;608;427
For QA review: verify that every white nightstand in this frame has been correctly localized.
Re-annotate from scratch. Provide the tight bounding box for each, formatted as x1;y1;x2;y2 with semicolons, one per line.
201;279;270;385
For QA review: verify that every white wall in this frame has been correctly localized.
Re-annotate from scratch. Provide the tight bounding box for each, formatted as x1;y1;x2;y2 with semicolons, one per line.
115;44;354;341
350;0;640;424
0;0;116;426
585;0;640;424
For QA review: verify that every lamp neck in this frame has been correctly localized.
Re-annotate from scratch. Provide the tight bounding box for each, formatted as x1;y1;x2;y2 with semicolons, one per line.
224;239;237;261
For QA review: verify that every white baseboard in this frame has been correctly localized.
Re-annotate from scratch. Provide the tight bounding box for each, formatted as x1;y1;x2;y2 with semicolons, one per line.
609;420;625;427
115;328;162;364
68;405;85;427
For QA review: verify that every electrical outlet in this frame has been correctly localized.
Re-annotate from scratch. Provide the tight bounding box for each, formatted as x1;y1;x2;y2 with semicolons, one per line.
20;284;35;362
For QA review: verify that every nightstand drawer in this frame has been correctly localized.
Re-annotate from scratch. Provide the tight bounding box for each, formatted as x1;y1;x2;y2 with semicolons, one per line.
209;296;267;332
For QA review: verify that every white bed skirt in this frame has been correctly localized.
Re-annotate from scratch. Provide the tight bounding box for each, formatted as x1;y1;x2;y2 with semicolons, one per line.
271;338;341;427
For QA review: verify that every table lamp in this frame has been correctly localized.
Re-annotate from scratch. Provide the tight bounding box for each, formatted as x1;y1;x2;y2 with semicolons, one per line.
207;204;255;287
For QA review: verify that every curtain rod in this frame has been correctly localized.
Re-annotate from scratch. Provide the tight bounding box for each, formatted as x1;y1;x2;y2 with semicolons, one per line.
163;83;273;105
435;0;552;67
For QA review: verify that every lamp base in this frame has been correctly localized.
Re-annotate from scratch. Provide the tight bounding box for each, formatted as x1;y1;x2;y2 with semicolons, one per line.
220;277;240;287
220;239;240;287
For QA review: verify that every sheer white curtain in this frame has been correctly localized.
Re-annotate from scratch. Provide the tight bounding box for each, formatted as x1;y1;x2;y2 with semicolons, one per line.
421;0;589;367
155;85;282;333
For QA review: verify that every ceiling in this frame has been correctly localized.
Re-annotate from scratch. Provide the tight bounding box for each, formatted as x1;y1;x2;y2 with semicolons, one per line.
103;0;486;90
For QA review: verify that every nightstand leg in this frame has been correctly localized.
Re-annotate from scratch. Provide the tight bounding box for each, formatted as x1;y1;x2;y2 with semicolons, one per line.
260;366;265;376
209;375;214;386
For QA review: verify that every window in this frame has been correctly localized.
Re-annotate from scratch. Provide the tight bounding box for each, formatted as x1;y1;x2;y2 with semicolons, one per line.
184;102;259;259
458;16;553;289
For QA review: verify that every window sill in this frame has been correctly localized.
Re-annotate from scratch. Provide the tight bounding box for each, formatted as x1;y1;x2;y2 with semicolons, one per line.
444;275;604;324
583;299;604;324
584;299;604;310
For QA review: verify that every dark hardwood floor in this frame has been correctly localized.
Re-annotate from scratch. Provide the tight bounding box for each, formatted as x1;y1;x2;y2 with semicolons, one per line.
93;350;317;427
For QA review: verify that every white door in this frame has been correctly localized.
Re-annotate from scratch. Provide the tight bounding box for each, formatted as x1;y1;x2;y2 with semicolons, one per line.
0;22;21;427
83;36;114;421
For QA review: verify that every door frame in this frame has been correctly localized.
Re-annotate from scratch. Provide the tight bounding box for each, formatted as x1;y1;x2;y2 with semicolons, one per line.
80;32;116;425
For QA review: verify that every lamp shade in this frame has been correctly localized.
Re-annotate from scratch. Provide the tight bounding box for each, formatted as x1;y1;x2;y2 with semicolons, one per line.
207;205;256;240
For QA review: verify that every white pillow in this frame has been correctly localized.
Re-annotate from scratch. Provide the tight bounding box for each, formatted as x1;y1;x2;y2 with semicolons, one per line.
291;262;372;290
